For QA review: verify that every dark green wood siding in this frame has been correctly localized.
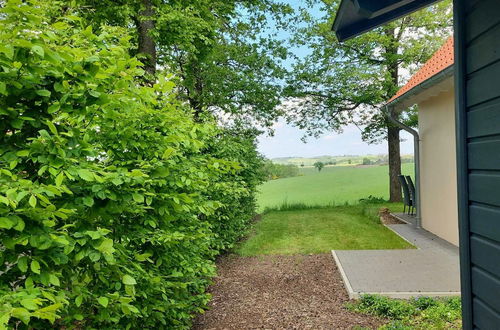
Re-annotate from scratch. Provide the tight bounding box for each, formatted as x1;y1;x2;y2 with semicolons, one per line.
458;0;500;328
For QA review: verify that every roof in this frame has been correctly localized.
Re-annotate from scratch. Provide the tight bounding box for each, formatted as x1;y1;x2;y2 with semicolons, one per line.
332;0;441;41
388;36;454;104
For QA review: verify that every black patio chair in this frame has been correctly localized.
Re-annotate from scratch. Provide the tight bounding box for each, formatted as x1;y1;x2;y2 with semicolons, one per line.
406;176;416;216
398;175;413;215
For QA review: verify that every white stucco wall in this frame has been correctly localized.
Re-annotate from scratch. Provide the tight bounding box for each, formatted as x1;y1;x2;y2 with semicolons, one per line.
418;89;459;246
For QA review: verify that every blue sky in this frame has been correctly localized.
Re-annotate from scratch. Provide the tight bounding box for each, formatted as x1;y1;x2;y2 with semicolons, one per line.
256;0;414;159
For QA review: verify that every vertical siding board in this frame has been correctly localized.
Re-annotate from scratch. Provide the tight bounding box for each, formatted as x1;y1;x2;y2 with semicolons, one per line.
455;0;473;328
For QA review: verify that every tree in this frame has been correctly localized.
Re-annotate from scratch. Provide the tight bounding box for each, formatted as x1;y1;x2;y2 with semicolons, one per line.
285;0;452;201
362;158;372;165
74;0;292;127
314;161;325;172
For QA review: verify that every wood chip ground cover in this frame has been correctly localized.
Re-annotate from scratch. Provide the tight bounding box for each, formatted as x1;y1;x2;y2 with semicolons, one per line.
193;254;385;329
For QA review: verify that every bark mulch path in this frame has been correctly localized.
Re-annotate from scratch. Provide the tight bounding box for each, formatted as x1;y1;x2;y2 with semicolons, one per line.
193;254;385;329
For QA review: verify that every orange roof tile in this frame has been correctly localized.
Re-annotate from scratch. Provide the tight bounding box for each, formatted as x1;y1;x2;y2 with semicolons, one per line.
388;36;454;104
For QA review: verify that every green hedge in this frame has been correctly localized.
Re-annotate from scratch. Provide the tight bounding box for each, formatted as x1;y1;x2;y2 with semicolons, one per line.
0;1;263;328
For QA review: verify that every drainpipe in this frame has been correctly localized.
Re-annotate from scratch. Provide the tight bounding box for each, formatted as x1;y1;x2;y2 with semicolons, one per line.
384;105;421;228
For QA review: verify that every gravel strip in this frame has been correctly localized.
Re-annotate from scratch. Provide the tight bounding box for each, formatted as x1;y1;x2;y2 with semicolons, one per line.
193;254;385;329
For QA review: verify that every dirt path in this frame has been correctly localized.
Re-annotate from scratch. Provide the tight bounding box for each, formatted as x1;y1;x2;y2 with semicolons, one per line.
193;254;384;329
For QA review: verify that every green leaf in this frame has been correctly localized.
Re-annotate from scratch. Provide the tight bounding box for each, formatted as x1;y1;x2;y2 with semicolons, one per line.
97;238;114;254
122;274;136;285
55;172;64;186
28;195;37;208
77;169;94;181
0;217;14;229
36;90;51;97
0;82;6;95
162;147;176;159
97;297;109;307
47;103;60;114
132;193;144;203
89;90;101;97
13;218;25;231
46;121;57;135
9;160;18;169
0;196;9;205
16;150;30;157
11;307;30;325
83;196;94;207
20;298;40;311
30;260;40;274
49;274;60;286
18;256;28;272
31;45;45;57
75;295;83;307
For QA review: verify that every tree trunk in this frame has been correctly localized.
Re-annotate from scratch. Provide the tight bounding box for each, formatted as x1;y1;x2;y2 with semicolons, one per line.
384;26;402;202
388;125;402;202
137;0;156;76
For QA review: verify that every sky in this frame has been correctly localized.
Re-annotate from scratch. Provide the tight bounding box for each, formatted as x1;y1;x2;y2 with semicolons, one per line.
258;120;414;159
255;0;414;159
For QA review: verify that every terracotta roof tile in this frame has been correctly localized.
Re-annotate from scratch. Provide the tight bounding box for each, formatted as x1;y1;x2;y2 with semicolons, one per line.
388;36;454;103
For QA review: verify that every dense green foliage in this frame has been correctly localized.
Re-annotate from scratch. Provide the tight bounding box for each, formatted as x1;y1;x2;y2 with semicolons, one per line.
0;1;264;328
236;203;412;256
75;0;292;128
262;161;300;180
350;294;462;329
258;163;414;211
313;161;325;172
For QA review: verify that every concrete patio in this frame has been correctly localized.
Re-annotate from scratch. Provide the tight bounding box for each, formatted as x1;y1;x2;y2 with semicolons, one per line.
331;215;460;299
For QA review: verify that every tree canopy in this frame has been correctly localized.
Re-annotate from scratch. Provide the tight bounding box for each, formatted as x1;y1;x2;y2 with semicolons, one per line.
284;0;452;200
74;0;293;128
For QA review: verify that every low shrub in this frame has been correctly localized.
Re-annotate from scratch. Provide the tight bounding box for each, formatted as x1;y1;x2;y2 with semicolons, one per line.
349;295;462;329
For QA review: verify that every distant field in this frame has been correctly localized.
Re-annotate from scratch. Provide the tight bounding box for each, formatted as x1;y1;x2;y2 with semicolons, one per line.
272;154;414;166
257;163;414;211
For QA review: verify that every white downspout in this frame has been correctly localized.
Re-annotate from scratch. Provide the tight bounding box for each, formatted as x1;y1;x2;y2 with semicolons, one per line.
384;105;421;228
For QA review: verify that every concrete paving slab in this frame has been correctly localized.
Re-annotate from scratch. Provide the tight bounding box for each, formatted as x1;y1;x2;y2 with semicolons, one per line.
332;222;460;299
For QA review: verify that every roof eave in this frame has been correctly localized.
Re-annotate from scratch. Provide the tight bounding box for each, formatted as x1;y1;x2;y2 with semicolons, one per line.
386;65;454;111
332;0;443;42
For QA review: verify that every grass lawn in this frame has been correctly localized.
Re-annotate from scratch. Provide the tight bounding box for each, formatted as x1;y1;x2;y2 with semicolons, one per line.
257;163;414;211
236;203;413;256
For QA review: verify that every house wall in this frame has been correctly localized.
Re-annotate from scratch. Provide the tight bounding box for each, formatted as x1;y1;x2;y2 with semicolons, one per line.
418;89;459;246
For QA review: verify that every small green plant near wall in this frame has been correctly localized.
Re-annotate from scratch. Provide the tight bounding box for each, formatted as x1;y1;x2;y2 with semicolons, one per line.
348;294;462;329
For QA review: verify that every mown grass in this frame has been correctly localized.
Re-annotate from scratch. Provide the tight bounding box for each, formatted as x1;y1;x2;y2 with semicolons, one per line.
257;163;414;211
236;203;413;256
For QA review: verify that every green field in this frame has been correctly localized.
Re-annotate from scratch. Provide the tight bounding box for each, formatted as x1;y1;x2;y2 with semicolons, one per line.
257;163;414;211
236;204;413;255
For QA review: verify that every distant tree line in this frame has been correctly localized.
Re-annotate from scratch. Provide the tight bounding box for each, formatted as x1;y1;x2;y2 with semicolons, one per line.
263;161;300;180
